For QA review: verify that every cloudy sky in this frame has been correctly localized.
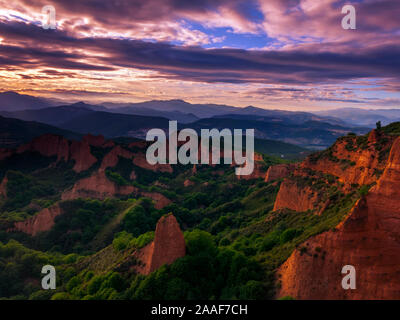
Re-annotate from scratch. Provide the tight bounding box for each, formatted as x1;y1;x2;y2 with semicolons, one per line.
0;0;399;110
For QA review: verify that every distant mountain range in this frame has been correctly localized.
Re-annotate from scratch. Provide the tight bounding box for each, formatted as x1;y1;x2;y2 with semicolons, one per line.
105;104;199;123
0;103;94;127
2;92;399;129
102;100;346;126
0;91;381;149
1;91;345;125
101;99;238;119
183;118;367;149
315;108;400;127
0;91;54;111
0;102;368;148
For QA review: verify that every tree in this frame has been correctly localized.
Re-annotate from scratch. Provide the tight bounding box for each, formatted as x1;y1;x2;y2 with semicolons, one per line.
123;205;155;237
185;230;217;256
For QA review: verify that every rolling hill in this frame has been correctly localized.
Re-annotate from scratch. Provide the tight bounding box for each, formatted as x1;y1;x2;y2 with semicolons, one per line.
183;117;368;149
0;115;81;147
0;103;94;127
59;111;170;138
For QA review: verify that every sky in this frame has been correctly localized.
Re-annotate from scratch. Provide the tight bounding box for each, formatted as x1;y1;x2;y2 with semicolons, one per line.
0;0;399;111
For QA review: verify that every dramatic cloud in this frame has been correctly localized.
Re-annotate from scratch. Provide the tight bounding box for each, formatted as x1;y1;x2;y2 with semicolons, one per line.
259;0;400;50
1;20;398;83
0;0;398;110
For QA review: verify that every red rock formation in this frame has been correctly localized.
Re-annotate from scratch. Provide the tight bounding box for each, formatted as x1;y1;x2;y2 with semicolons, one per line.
237;162;266;180
132;153;173;173
61;143;172;208
149;214;186;272
273;179;319;213
184;179;194;187
128;141;148;149
62;171;137;200
236;152;267;180
9;134;99;173
135;214;186;275
265;164;295;182
17;134;69;161
61;169;171;208
13;204;62;236
70;140;97;173
254;153;263;162
133;242;154;275
302;131;392;187
100;144;172;181
141;192;172;210
100;146;134;171
273;132;394;213
277;137;400;300
82;134;106;147
0;176;8;199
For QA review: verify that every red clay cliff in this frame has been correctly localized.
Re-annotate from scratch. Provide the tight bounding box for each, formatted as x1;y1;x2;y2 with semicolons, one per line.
134;214;186;275
12;204;62;236
273;131;393;214
276;136;400;299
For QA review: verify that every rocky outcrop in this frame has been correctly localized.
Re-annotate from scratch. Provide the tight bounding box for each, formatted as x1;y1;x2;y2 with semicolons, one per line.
99;145;172;178
184;179;194;187
17;134;69;161
265;164;295;182
61;171;137;200
70;140;97;173
12;204;62;236
236;152;267;180
60;142;173;208
141;192;172;210
61;170;171;209
82;134;106;147
303;130;392;187
0;176;7;199
272;131;394;213
129;141;148;149
135;214;185;275
149;214;186;272
273;179;319;213
133;242;155;275
11;134;101;173
100;146;134;171
277;137;400;300
132;152;173;173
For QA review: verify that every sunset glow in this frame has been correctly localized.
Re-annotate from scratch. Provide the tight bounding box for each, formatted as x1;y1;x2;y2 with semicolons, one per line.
0;0;399;110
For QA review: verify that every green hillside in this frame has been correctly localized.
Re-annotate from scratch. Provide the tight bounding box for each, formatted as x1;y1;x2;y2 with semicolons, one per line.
0;116;81;147
254;138;310;159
